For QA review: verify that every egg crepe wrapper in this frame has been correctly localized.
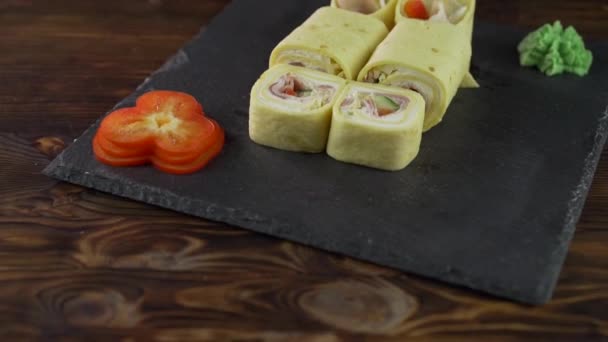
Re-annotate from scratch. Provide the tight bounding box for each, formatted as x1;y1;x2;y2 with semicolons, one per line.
330;0;399;29
396;0;478;88
269;6;389;80
358;20;471;131
249;65;347;153
326;82;425;171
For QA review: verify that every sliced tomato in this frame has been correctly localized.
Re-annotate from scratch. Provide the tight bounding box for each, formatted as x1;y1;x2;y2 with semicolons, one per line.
151;128;225;175
377;108;394;116
404;0;429;20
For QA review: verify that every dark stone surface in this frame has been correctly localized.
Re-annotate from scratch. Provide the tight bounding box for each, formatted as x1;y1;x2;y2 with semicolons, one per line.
43;0;608;304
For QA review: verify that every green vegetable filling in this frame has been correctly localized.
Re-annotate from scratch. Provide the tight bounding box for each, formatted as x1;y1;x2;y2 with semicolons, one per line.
518;21;593;77
296;89;313;97
374;95;400;114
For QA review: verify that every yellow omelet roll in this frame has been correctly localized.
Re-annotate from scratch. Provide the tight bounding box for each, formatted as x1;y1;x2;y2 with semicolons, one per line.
249;65;346;153
396;0;478;88
358;20;471;131
269;7;389;80
326;82;425;171
330;0;399;29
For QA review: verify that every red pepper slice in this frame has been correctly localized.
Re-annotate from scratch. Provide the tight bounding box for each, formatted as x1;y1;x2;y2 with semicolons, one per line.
404;0;430;20
94;90;224;174
154;118;224;165
93;135;149;167
152;128;225;175
95;133;152;159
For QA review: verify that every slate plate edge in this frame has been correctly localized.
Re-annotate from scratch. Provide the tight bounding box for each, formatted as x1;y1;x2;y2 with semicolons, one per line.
539;105;608;302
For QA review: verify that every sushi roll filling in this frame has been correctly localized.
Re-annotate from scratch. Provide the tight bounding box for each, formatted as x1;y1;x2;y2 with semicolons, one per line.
363;67;437;115
341;91;409;120
270;73;336;106
336;0;388;14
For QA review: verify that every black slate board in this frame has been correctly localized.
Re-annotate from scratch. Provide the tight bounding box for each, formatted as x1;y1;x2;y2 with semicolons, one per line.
44;0;608;304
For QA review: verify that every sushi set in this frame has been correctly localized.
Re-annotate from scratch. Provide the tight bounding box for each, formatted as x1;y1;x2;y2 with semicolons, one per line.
45;0;608;304
251;1;478;171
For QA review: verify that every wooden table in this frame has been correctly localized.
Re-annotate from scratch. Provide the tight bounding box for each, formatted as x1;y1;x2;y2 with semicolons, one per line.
1;0;607;340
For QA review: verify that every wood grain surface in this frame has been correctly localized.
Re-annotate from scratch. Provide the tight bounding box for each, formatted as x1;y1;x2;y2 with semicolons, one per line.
1;0;607;340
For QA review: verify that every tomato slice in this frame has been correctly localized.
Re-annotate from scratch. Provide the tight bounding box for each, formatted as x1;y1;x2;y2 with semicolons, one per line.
151;128;225;175
93;136;148;167
283;88;297;96
404;0;429;20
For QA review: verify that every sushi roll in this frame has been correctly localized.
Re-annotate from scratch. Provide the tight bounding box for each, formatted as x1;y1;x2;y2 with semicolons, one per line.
326;82;425;171
269;7;388;80
330;0;399;29
358;19;472;131
396;0;478;88
249;64;346;153
396;0;475;39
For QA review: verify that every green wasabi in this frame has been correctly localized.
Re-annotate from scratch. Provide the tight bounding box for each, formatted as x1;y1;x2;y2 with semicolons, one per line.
518;21;593;77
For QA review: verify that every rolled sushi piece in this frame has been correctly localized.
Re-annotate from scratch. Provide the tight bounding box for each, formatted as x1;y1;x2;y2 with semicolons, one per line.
326;82;425;171
249;65;346;153
269;6;389;80
358;19;471;131
396;0;475;36
396;0;478;88
330;0;399;29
